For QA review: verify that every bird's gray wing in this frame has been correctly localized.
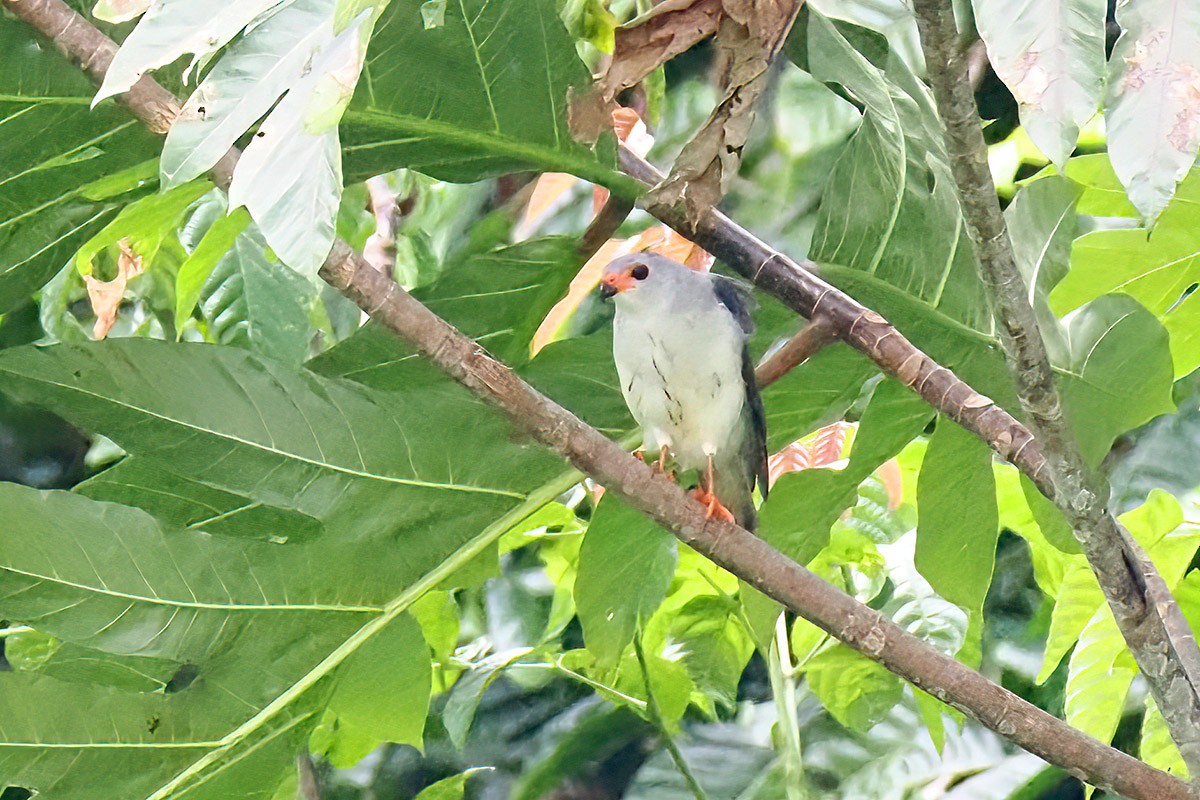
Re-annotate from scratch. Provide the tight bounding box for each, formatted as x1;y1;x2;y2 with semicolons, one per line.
715;352;769;529
739;337;769;503
710;274;757;336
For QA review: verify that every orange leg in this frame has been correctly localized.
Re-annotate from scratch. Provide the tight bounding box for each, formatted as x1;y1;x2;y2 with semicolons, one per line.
689;455;734;523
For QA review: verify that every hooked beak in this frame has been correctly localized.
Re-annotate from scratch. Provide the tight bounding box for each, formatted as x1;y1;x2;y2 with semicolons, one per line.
600;272;634;300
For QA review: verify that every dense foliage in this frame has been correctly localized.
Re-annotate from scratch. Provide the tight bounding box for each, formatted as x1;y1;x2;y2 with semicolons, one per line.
3;0;1200;798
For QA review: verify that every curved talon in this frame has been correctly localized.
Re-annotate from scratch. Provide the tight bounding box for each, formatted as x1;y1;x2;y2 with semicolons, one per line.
690;487;735;524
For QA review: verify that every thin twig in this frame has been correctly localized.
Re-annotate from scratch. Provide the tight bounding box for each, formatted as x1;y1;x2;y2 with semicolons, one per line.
910;0;1200;778
755;316;838;389
578;194;636;262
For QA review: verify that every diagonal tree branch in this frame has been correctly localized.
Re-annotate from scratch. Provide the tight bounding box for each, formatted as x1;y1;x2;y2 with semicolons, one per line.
910;0;1200;777
2;1;1195;797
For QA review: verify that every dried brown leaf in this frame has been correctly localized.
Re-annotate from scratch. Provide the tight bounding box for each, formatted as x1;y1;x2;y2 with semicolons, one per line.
84;239;143;339
571;0;725;142
646;0;803;224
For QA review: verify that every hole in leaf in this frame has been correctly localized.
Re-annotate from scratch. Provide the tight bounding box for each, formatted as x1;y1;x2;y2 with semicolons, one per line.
1;787;35;800
165;663;200;693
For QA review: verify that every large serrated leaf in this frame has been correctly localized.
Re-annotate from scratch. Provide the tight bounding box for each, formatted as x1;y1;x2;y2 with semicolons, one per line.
789;10;990;333
0;340;559;560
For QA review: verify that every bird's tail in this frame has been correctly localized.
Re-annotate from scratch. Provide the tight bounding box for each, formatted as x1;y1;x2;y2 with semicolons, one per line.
715;454;759;531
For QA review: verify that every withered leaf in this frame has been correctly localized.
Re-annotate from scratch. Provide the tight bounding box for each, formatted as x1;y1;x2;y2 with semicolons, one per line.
571;0;725;142
646;0;803;225
84;239;144;339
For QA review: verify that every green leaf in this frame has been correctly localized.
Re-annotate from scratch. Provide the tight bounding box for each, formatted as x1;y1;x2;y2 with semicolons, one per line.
1053;186;1200;378
175;207;251;331
1005;175;1083;360
1037;561;1101;683
342;0;629;191
1060;294;1175;464
661;596;754;712
199;223;316;366
1105;0;1200;222
0;15;160;312
75;457;325;543
574;497;677;667
0;482;373;662
791;10;990;332
760;379;932;565
318;613;431;765
1064;608;1136;745
413;769;491;800
442;648;535;749
804;644;903;732
311;237;583;385
1143;695;1189;779
915;418;999;624
6;630;178;693
73;180;210;276
972;0;1105;167
0;339;563;569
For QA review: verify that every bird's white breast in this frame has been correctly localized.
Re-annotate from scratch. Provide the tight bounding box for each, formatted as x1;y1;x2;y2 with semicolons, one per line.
613;295;747;471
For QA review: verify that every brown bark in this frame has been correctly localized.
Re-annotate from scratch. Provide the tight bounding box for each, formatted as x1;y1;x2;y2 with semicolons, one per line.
3;1;1195;796
754;316;837;389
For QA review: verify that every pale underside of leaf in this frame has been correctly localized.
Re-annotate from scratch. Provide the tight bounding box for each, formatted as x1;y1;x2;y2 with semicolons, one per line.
1105;0;1200;223
94;0;288;105
161;0;338;189
227;14;370;273
973;0;1105;168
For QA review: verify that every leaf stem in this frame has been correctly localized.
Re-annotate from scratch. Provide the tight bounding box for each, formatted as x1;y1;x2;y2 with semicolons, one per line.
633;634;709;800
769;615;807;800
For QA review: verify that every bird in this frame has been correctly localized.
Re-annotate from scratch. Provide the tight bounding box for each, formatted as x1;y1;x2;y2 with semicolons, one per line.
600;252;768;529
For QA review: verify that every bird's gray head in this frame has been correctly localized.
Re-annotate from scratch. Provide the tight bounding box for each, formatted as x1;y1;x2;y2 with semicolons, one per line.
600;252;698;304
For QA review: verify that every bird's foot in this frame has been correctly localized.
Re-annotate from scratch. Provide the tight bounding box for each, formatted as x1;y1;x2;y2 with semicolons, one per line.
690;487;735;524
635;449;676;481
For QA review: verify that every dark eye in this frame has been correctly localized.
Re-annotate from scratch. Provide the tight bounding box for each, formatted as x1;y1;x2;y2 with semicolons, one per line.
631;264;650;280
